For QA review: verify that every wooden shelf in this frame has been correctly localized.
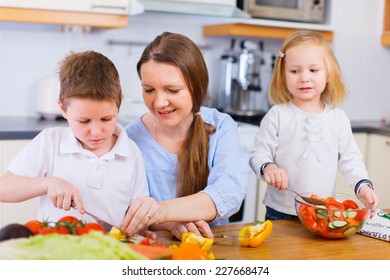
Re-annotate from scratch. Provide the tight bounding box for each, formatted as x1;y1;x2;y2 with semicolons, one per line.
382;32;390;46
383;0;390;45
0;7;128;28
203;23;334;42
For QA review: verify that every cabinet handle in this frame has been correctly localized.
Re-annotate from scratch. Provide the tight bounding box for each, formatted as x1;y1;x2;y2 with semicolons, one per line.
91;4;127;11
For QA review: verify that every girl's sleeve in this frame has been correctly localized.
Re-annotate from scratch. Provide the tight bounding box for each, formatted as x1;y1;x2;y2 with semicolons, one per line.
249;108;279;178
337;111;370;190
201;117;249;221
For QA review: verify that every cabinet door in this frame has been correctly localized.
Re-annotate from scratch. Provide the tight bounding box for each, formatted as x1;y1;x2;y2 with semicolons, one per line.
1;140;39;227
335;133;368;195
366;134;390;209
0;141;4;227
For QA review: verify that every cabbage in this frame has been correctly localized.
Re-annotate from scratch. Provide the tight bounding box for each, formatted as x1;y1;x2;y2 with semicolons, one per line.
0;231;147;260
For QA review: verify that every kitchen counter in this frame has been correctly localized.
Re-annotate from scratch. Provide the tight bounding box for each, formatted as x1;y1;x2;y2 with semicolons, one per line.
155;218;390;260
0;116;131;140
1;117;390;140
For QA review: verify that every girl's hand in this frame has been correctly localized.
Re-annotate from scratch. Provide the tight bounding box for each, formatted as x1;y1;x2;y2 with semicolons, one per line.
121;196;161;236
169;220;213;240
263;164;289;190
46;177;84;212
358;184;379;218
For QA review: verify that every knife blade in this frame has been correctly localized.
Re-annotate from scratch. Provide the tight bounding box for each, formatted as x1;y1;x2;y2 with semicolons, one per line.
214;234;250;239
71;203;127;236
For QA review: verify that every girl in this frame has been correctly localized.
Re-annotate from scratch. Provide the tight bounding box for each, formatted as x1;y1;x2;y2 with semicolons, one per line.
249;30;378;220
124;32;248;239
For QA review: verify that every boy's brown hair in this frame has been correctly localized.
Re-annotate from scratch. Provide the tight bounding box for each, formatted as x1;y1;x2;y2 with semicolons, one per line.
58;50;122;110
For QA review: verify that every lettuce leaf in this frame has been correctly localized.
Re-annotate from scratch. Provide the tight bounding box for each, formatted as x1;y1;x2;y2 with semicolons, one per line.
0;231;147;260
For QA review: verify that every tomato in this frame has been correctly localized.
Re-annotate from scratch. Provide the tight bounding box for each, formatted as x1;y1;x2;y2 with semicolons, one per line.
354;208;368;222
57;216;79;224
326;201;345;210
75;223;105;235
342;199;359;210
25;220;45;235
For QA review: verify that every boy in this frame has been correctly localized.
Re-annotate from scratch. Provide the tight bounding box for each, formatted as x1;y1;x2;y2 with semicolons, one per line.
0;51;148;229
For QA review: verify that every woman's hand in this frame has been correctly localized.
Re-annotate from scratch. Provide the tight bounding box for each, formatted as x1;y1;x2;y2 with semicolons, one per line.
169;220;213;240
358;184;379;218
121;196;161;236
46;177;84;213
263;164;288;190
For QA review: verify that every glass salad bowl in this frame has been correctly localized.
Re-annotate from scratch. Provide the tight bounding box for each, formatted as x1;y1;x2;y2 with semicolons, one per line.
294;192;370;239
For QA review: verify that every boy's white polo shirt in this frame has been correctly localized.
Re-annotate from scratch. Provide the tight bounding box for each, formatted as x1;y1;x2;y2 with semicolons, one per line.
8;124;148;227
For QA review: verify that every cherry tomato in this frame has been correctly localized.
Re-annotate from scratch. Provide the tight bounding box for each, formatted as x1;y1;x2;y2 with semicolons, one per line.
75;223;105;235
25;220;45;235
57;216;79;224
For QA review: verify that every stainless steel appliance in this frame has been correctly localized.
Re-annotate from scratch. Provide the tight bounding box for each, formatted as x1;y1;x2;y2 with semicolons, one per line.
237;0;327;23
218;39;267;117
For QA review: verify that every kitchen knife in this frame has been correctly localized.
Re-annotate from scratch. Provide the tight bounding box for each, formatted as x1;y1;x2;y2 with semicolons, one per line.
71;203;127;236
214;234;250;239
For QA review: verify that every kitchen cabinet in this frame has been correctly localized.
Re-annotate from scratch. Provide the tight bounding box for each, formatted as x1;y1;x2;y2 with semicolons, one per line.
0;139;39;228
203;22;334;41
366;134;390;209
382;0;390;45
0;0;131;28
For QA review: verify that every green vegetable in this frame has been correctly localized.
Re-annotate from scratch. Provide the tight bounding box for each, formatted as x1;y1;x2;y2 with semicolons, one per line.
0;231;147;260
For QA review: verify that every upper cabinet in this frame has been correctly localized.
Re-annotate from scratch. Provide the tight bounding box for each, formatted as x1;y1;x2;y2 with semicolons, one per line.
0;0;138;28
202;22;333;42
201;0;333;41
382;0;390;45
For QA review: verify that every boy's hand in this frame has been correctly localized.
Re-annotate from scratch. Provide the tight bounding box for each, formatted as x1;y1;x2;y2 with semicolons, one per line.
263;164;288;190
357;184;378;218
46;177;84;213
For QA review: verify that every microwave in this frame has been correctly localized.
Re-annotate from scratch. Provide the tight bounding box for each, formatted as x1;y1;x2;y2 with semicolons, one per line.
237;0;327;23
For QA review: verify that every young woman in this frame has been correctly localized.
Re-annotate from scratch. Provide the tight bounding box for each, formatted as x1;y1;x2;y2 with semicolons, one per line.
123;32;248;239
249;30;378;220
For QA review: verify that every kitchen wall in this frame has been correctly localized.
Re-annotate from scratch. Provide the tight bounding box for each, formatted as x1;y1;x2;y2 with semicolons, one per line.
0;0;389;122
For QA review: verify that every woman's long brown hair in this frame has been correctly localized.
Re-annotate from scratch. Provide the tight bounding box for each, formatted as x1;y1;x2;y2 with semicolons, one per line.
137;32;215;197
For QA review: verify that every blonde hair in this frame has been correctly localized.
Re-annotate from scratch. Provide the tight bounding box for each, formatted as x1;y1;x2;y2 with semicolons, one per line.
269;30;347;107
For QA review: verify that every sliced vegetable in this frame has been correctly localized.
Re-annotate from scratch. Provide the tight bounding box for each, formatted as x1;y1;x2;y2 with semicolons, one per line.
181;232;214;251
128;243;174;260
171;242;211;260
315;209;329;220
343;225;358;236
330;220;348;229
0;231;147;260
238;220;272;248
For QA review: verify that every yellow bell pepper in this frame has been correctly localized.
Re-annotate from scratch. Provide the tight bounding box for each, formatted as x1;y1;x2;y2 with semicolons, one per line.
108;226;127;240
181;232;214;252
238;220;272;247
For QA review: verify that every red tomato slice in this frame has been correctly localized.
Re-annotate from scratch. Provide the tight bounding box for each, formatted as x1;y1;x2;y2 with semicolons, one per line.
342;199;359;210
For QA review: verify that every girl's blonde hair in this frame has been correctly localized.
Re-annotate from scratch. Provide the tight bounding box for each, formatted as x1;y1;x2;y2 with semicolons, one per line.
269;30;347;107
